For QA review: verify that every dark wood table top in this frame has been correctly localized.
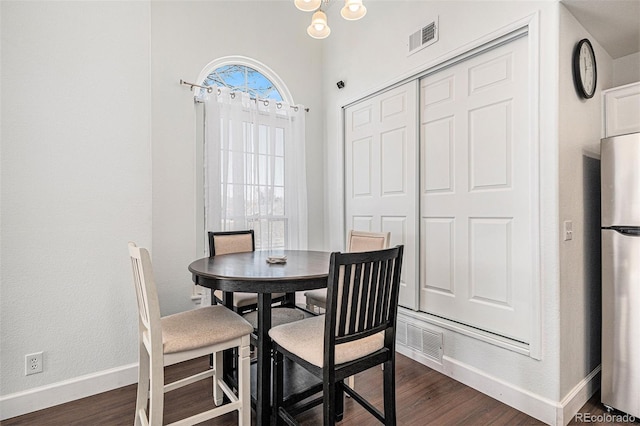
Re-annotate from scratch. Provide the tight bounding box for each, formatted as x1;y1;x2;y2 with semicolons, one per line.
188;250;331;292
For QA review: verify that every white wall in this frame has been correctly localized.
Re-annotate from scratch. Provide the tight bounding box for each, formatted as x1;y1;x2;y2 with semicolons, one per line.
0;0;151;399
149;1;326;316
558;4;613;398
1;1;324;414
612;52;640;87
320;0;569;419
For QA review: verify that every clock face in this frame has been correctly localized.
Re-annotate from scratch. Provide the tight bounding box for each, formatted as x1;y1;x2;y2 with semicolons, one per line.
573;39;597;99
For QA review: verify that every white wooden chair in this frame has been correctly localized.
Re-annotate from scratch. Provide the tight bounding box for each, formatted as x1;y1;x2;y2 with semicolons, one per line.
128;242;253;426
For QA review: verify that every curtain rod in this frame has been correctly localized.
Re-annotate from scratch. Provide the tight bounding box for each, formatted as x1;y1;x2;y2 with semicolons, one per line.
180;79;309;112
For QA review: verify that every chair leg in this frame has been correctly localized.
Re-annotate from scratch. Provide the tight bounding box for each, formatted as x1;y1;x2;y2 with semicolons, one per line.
134;345;150;426
383;359;396;426
148;351;165;425
238;335;251;426
323;379;337;426
272;349;284;426
335;380;344;422
213;350;224;406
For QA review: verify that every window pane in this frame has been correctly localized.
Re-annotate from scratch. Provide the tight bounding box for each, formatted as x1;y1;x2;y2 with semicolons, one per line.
275;128;285;157
274;157;284;186
273;187;285;215
204;65;283;101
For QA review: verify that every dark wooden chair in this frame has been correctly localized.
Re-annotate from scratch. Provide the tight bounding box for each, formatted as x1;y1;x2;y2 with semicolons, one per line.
269;245;404;425
208;230;291;313
304;229;391;312
208;230;303;359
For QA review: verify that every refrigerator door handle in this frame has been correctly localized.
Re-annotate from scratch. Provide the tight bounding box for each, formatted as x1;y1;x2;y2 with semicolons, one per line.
603;227;640;236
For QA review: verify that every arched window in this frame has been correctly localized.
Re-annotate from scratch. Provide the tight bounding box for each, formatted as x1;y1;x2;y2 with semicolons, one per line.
197;55;294;103
203;65;283;101
197;57;307;251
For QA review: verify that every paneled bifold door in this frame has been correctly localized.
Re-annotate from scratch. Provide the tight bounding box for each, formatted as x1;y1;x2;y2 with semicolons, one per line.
420;35;531;343
344;82;419;310
344;33;533;343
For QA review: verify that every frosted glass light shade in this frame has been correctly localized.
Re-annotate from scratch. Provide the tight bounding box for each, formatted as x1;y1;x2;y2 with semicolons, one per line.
307;10;331;39
295;0;322;12
340;0;366;20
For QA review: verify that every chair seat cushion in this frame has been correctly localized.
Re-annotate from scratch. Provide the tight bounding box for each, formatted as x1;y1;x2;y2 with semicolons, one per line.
243;307;305;329
214;290;287;307
303;288;327;308
268;315;384;367
161;305;253;354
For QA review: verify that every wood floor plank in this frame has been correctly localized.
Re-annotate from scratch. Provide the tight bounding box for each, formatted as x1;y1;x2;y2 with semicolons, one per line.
1;353;612;425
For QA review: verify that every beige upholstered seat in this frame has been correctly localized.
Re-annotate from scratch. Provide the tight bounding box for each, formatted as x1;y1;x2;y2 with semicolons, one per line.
304;230;390;312
129;242;253;426
268;315;384;367
270;246;405;425
243;307;305;330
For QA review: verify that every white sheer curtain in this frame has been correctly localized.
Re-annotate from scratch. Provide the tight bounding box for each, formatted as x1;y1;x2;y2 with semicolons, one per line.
203;88;308;250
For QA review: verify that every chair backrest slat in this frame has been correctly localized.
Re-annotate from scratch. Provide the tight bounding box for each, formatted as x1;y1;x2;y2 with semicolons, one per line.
130;256;150;329
128;242;162;341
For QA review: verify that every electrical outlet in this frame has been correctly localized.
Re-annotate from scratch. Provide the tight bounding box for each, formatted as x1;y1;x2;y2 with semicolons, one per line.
25;352;43;375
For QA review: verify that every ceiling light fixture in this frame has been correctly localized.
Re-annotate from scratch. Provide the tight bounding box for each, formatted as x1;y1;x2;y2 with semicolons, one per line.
340;0;367;20
295;0;322;12
295;0;367;39
307;10;331;39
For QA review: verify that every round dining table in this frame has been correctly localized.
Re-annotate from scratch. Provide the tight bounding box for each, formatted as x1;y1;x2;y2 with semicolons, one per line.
188;249;331;425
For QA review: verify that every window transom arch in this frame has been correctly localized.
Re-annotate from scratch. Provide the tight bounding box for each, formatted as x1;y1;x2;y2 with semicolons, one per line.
196;56;294;104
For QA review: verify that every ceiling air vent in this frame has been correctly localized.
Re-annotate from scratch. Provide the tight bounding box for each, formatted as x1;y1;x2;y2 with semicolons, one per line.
408;17;439;56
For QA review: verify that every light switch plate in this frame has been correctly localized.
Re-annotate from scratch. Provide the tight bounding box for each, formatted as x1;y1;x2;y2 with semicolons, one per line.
563;220;573;241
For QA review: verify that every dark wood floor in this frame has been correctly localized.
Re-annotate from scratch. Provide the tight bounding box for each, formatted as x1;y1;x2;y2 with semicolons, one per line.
1;353;617;426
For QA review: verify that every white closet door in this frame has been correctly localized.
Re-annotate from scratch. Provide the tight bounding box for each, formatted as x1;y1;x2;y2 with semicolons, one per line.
419;35;532;342
344;82;418;310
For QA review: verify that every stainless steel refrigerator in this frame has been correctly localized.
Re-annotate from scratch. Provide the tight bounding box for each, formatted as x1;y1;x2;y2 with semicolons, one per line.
601;132;640;417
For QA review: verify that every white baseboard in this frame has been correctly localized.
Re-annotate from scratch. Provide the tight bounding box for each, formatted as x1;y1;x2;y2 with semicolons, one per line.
397;344;600;426
558;366;601;425
1;346;600;424
0;363;138;421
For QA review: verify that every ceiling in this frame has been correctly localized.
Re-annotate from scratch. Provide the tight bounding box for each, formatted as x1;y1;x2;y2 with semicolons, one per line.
562;0;640;59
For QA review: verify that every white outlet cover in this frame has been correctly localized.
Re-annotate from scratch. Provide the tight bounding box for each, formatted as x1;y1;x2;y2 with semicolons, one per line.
25;352;43;375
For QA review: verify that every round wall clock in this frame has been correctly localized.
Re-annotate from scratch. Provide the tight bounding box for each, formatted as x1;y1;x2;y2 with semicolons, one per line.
572;38;597;99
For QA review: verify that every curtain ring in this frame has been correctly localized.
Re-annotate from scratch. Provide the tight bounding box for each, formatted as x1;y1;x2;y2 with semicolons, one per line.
293;106;299;112
230;92;236;99
263;100;269;107
277;103;283;109
217;88;221;95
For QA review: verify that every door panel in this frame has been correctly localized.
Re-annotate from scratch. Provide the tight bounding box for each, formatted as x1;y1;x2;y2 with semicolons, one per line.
420;35;531;342
345;82;419;309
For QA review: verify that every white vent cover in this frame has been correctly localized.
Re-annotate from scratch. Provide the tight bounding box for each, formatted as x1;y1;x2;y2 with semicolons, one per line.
397;319;444;364
408;17;439;56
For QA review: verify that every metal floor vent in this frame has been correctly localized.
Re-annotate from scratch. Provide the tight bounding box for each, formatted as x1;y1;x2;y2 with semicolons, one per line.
397;319;443;364
408;17;439;56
